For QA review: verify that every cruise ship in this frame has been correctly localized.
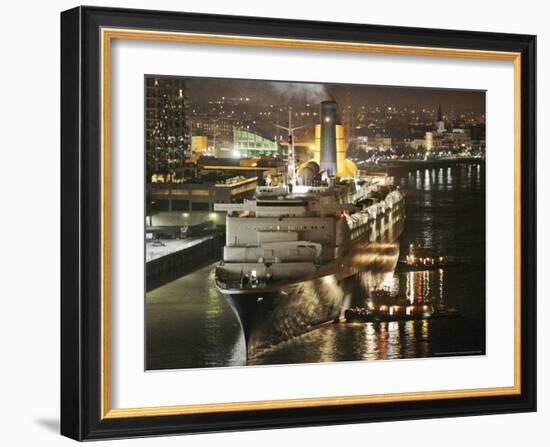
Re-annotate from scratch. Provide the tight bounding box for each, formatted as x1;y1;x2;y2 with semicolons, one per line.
214;101;406;356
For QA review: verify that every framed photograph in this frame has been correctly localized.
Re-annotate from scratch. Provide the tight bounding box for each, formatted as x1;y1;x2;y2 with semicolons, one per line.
61;6;536;441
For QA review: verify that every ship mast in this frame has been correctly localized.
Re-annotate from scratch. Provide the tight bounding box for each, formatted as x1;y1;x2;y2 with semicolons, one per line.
275;106;304;187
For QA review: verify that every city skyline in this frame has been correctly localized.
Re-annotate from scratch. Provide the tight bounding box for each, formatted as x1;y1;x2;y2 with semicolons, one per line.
175;76;486;116
145;75;485;183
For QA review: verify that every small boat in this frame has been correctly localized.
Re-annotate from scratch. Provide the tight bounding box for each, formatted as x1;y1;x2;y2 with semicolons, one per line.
344;303;460;323
344;303;435;323
397;242;447;271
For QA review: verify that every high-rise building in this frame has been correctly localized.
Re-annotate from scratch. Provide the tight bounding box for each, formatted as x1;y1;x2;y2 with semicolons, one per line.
145;76;191;179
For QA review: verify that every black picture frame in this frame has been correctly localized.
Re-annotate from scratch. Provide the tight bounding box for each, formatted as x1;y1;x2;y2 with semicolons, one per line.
61;6;536;441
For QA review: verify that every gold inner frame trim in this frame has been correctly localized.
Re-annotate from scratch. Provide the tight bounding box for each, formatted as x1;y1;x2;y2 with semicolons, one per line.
100;27;522;419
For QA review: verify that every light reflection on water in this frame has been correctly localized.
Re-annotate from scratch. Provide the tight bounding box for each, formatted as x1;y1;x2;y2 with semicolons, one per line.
146;163;486;370
248;266;456;366
249;319;455;365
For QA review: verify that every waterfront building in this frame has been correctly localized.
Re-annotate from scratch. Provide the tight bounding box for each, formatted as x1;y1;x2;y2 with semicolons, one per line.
449;128;472;149
147;175;258;213
425;131;434;151
423;127;474;154
199;157;285;186
365;135;392;150
409;138;428;150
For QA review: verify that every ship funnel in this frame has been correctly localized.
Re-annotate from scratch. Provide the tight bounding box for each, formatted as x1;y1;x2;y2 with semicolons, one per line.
320;100;338;175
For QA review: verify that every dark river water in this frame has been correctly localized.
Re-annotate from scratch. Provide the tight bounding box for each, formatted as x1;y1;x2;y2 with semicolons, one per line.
146;162;486;370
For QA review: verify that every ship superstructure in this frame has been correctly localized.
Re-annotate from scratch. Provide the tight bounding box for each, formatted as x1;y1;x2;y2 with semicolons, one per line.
215;182;403;291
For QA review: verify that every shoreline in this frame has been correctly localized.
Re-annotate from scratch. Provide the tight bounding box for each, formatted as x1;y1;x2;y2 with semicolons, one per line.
374;157;484;172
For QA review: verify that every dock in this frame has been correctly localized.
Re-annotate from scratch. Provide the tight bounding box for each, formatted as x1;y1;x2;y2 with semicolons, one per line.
146;232;225;291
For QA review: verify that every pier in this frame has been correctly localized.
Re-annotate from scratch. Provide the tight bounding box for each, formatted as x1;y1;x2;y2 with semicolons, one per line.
146;232;224;291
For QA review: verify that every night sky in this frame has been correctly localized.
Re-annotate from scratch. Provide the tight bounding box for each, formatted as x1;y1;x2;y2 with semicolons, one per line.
182;76;486;114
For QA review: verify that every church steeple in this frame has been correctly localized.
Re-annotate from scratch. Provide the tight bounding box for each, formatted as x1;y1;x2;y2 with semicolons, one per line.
435;104;446;133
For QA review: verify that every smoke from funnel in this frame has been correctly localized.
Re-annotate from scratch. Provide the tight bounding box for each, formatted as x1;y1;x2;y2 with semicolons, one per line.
269;82;332;104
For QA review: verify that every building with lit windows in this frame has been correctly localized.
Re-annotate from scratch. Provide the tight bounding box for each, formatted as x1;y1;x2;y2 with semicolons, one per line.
147;175;258;213
199;157;284;186
145;76;190;166
188;116;249;151
191;135;210;155
232;128;282;158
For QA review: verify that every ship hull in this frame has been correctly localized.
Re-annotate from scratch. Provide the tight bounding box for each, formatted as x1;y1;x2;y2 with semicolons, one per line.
222;273;347;357
219;207;405;358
